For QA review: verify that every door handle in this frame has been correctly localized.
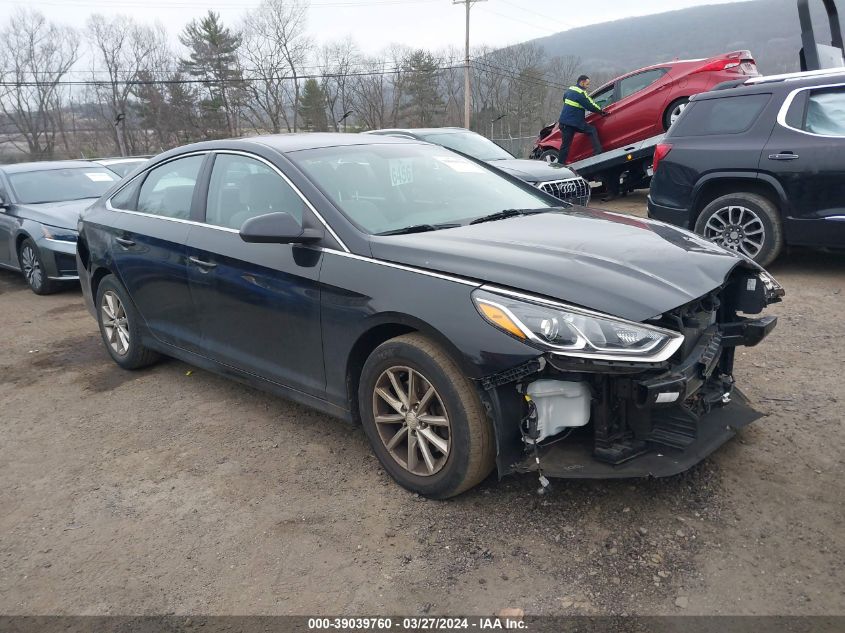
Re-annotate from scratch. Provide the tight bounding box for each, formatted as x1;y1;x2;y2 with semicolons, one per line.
768;153;799;161
188;256;217;270
115;237;135;247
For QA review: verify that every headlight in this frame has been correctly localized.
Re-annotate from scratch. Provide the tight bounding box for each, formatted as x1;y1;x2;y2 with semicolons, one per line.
41;225;78;242
472;288;684;362
757;270;784;297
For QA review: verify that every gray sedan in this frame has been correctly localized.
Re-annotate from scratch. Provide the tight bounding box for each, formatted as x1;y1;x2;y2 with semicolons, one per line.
0;161;119;294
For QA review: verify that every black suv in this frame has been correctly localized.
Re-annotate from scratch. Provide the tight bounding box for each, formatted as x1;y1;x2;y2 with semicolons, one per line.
648;69;845;266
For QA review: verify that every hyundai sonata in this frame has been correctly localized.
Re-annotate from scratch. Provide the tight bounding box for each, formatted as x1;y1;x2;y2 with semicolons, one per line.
77;134;782;498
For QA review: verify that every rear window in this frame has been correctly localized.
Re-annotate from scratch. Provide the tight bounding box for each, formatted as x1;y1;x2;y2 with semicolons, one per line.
804;87;845;136
671;94;771;136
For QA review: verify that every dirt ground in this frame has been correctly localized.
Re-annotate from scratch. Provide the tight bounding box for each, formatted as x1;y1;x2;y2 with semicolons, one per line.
1;191;843;617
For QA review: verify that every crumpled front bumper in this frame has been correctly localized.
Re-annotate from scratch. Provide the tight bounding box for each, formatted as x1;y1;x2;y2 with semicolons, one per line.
502;314;776;479
513;389;761;479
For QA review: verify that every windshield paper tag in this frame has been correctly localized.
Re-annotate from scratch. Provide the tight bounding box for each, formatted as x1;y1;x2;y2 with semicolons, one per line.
434;155;484;173
389;159;414;187
86;172;116;182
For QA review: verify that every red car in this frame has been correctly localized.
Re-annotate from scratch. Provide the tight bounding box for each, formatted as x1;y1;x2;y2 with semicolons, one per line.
531;51;760;164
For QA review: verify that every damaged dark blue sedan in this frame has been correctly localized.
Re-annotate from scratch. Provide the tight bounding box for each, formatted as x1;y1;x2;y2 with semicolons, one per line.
76;134;783;498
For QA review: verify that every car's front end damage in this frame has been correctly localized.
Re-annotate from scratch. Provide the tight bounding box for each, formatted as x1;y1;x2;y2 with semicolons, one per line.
475;263;784;482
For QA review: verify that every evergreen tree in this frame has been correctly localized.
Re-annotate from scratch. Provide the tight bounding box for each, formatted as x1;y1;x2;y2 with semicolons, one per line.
298;78;329;132
403;50;443;127
179;11;242;138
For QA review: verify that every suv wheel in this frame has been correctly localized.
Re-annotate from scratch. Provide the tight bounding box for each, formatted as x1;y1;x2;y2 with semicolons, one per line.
695;192;783;267
358;333;495;499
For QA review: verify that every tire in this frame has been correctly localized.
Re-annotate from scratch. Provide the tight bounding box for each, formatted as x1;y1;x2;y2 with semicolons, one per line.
663;97;690;130
18;238;58;295
358;333;495;499
95;274;160;369
539;149;559;164
694;192;784;267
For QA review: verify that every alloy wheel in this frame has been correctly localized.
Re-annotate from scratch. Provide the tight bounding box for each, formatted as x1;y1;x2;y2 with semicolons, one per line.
20;245;42;291
101;290;131;356
669;102;688;126
372;366;451;476
703;205;765;259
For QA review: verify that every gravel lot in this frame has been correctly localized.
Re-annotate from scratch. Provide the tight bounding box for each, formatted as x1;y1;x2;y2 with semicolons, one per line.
1;192;843;616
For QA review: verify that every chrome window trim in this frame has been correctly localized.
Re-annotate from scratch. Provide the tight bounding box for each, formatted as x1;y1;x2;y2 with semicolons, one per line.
776;81;845;138
105;149;350;251
106;150;209;217
209;150;349;251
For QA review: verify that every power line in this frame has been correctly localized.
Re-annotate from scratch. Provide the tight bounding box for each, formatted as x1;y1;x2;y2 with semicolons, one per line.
472;59;567;90
497;0;577;30
0;0;442;8
0;63;467;87
475;5;561;35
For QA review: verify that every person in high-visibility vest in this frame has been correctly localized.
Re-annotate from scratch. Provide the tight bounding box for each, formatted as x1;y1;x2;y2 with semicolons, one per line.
558;75;608;164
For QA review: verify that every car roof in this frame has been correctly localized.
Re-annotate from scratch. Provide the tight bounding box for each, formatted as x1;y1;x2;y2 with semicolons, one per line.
156;133;428;159
701;69;845;100
92;157;151;164
366;127;469;137
1;160;105;174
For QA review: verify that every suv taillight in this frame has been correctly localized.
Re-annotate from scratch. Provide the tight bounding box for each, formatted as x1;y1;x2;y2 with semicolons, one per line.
652;143;673;173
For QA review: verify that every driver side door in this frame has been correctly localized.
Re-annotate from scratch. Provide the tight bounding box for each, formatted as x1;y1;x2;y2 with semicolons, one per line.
185;151;327;397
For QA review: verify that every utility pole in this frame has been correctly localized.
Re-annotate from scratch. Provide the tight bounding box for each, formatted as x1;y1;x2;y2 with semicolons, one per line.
453;0;486;129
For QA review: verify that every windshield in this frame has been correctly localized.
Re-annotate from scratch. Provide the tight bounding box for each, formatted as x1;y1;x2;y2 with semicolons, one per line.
290;143;553;235
9;167;119;204
102;160;147;178
419;131;513;161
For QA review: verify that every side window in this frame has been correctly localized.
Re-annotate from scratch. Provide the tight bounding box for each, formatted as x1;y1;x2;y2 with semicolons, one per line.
110;180;140;210
671;94;771;136
617;68;668;100
205;153;306;230
591;84;616;108
137;154;204;219
804;87;845;136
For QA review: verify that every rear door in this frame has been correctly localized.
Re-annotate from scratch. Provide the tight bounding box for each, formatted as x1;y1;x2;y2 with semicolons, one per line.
107;153;207;350
184;151;326;397
608;68;671;145
761;83;845;246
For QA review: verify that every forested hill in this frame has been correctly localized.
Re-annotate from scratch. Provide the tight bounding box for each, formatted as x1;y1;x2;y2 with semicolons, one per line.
524;0;843;76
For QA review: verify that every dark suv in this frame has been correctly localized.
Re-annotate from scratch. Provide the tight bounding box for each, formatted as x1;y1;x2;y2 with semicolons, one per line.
648;69;845;266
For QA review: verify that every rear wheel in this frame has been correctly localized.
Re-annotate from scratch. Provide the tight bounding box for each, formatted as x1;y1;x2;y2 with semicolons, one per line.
663;98;690;130
695;192;783;266
358;333;495;499
95;274;160;369
18;238;58;295
539;149;559;164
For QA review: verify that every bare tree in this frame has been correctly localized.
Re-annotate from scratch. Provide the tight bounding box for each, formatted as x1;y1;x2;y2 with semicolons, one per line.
240;0;311;133
87;14;169;155
320;37;359;131
0;9;79;159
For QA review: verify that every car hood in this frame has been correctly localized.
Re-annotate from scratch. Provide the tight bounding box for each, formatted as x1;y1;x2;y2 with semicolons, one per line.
487;159;578;182
369;208;745;322
15;199;95;230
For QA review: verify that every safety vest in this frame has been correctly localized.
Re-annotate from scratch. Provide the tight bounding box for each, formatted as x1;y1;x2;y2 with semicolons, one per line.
564;85;600;111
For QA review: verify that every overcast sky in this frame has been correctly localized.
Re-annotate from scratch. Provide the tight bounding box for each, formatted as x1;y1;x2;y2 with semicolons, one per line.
0;0;741;54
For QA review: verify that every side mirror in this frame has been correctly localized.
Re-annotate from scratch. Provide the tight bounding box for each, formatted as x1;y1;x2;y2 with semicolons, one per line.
239;212;322;245
0;194;8;210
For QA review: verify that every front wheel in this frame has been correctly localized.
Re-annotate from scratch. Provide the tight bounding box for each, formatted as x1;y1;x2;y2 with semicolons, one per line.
539;149;559;164
695;193;783;266
358;333;495;499
18;239;58;295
